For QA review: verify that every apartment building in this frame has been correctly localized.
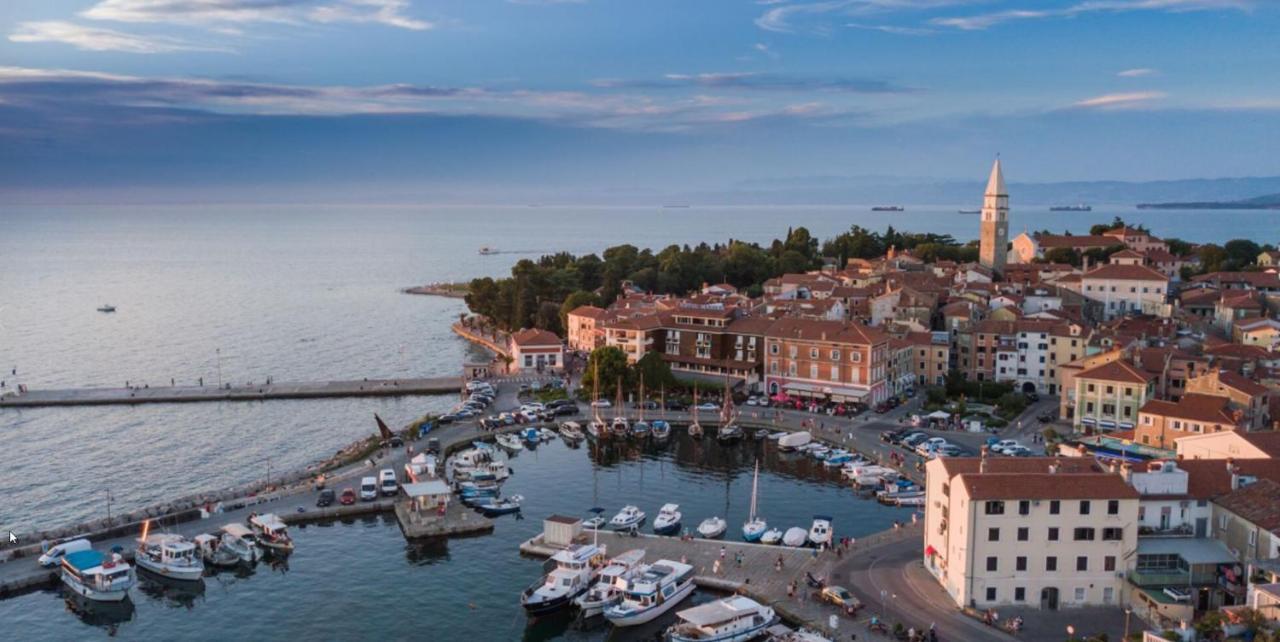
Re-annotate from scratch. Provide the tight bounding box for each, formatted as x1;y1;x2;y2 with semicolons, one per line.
1071;359;1156;433
565;305;607;352
1080;264;1170;320
763;318;890;405
1135;394;1238;450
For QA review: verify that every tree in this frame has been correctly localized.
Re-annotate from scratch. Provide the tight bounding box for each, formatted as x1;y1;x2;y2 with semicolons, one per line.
580;347;631;397
1043;247;1081;267
1165;238;1194;257
1224;239;1262;268
535;301;562;335
1198;244;1228;273
634;352;676;394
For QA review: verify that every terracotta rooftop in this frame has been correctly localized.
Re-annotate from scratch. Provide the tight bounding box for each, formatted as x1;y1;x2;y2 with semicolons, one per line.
1170;459;1280;500
510;328;563;347
1034;233;1123;249
764;317;888;345
1076;359;1156;385
958;472;1139;501
1083;263;1169;282
1139;394;1236;426
1213;478;1280;532
936;457;1102;477
568;305;607;320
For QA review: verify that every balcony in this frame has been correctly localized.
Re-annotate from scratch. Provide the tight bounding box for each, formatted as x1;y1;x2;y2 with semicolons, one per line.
1138;524;1194;539
1129;568;1219;587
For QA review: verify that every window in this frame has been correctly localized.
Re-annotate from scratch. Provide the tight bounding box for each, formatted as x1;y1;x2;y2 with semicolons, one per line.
1249;530;1258;546
1077;556;1088;571
1048;527;1059;541
1107;500;1120;515
986;587;997;602
1017;527;1029;542
1074;587;1086;602
831;349;840;361
770;344;779;355
809;364;818;378
1015;587;1026;602
1079;500;1091;515
830;365;840;382
809;348;818;359
1074;527;1096;541
988;528;1000;542
1046;556;1058;572
986;557;998;572
1049;500;1060;515
1102;527;1123;541
984;501;1005;515
1016;556;1027;572
1104;556;1116;572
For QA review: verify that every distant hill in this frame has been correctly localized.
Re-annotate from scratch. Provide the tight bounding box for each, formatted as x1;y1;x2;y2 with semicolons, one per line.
1137;192;1280;210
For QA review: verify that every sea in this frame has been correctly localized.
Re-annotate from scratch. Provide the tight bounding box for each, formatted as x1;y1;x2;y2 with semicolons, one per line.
0;203;1274;639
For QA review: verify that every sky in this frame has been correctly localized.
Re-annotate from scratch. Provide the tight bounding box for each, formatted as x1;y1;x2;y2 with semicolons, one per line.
1;0;1279;203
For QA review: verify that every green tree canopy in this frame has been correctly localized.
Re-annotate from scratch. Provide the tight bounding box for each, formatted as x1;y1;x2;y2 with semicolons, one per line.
581;347;631;399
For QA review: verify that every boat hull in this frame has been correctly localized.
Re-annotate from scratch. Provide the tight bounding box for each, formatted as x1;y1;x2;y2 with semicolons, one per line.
668;614;778;642
654;520;681;536
61;576;130;603
522;589;582;616
135;559;204;582
605;580;695;627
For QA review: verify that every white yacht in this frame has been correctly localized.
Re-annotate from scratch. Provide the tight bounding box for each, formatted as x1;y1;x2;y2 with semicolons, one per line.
653;504;682;535
808;516;833;548
496;433;524;451
697;516;727;539
573;549;645;618
603;559;695;626
218;523;263;563
248;513;295;554
135;532;204;581
520;544;606;616
609;505;646;530
777;431;812;452
60;550;135;602
782;527;808;547
667;595;778;642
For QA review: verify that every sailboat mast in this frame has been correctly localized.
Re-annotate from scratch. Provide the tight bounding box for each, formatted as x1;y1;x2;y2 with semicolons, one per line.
749;460;759;521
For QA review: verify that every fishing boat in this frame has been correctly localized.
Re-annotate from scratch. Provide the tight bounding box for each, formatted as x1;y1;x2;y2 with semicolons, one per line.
559;421;585;442
808;516;833;547
667;595;778;642
193;533;241;568
478;246;500;255
651;420;672;441
248;513;294;554
96;304;116;313
61;550;134;602
760;528;783;546
603;560;696;626
609;505;646;530
217;524;263;563
134;530;204;582
777;431;811;452
741;462;767;542
574;549;645;618
520;543;606;615
496;433;524;451
477;494;524;517
653;503;683;535
697;516;727;539
782;527;808;548
584;507;608;530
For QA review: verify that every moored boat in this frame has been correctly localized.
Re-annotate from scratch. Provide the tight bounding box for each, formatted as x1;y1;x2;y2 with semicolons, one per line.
520;543;606;615
96;304;116;313
808;516;833;547
476;494;524;517
716;424;744;443
496;433;524;451
651;420;672;440
248;513;295;554
559;421;585;441
777;431;812;452
760;528;783;545
193;533;240;568
135;531;204;582
218;523;263;563
667;595;777;642
741;461;767;543
603;559;695;626
574;549;645;618
60;550;134;602
609;505;646;530
697;516;727;539
653;503;683;535
782;527;808;547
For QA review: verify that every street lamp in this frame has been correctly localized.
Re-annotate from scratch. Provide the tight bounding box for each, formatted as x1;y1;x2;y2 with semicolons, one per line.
1123;607;1132;641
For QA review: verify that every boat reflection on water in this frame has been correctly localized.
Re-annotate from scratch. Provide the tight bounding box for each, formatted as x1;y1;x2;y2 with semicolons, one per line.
403;536;452;566
64;591;135;631
136;567;205;610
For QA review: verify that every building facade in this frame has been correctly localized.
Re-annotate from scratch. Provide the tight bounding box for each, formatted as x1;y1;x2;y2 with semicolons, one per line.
979;159;1009;274
763;318;890;405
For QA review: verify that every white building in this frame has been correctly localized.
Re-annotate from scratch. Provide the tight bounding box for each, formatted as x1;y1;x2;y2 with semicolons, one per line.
509;328;565;372
1080;264;1170;320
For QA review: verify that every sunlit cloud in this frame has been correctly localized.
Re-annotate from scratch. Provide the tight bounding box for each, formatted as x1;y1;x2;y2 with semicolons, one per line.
82;0;433;31
1117;67;1158;77
933;0;1252;30
1073;91;1166;109
9;20;233;54
755;1;977;33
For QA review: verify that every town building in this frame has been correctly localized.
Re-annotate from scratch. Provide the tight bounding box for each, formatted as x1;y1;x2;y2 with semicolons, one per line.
509;328;565;372
978;159;1009;274
762;318;890;405
1071;359;1156;433
1135;394;1239;450
565;305;607;352
1080;264;1170;319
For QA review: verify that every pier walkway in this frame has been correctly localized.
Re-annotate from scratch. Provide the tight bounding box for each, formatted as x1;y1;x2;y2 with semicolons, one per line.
0;377;461;408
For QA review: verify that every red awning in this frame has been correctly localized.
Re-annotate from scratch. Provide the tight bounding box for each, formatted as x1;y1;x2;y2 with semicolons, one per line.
924;545;937;556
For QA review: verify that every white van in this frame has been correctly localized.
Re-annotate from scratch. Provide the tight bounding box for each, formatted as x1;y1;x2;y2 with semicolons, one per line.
38;538;92;568
378;469;398;496
360;476;378;501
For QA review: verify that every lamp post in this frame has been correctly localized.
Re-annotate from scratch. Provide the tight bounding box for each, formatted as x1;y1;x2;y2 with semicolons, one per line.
1123;607;1132;641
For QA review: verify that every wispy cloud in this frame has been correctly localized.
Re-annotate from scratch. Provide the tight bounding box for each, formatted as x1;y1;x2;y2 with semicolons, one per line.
1073;91;1166;109
1117;67;1158;77
846;22;935;35
755;1;974;33
9;20;232;54
933;0;1252;30
82;0;433;31
594;72;911;94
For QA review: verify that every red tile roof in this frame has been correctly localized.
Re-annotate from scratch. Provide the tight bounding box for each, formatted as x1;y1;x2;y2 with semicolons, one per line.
510;328;563;347
1035;233;1124;249
1213;478;1280;532
1083;264;1169;282
958;472;1139;500
1139;394;1236;425
764;317;888;345
568;305;607;320
1077;360;1156;385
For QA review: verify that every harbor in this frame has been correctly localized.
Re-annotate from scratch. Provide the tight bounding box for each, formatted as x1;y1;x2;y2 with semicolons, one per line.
0;377;462;408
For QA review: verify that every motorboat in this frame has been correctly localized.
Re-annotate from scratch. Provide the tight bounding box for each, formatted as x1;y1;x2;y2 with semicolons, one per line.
609;505;646;530
603;559;696;626
782;527;808;547
584;508;608;530
96;304;116;313
496;433;524;451
135;532;204;582
477;494;524;517
217;524;263;563
822;450;854;467
651;420;672;440
760;528;783;545
653;503;682;535
559;421;585;441
808;516;833;548
777;431;812;452
751;428;770;440
631;420;651;438
574;549;645;618
520;543;606;615
587;420;609;439
667;595;778;642
767;432;787;441
697;516;727;539
611;416;630;437
248;513;295;554
538;427;557;441
193;533;240;568
478;246;499;255
807;445;830;459
60;549;134;603
522;427;541;445
688;422;704;438
716;424;744;444
741;461;767;543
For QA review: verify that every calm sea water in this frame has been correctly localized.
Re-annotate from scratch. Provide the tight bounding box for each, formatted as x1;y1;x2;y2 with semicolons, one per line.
0;435;904;640
1;204;1270;530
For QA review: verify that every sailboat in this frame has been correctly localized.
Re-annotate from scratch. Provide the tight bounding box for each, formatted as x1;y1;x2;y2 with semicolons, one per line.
631;374;651;438
716;376;743;444
741;461;767;542
611;380;630;437
688;387;703;438
651;385;671;441
588;357;609;439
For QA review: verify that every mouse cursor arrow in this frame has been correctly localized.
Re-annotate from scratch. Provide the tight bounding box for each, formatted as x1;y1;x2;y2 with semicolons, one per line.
7;532;15;544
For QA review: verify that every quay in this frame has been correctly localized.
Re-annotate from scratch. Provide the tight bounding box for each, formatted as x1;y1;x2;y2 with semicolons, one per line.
0;377;461;408
519;523;921;639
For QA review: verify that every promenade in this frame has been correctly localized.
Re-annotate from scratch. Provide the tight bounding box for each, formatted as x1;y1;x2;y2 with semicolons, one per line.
0;377;461;408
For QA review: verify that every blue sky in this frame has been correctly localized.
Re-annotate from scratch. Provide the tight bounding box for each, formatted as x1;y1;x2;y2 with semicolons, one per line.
1;0;1278;202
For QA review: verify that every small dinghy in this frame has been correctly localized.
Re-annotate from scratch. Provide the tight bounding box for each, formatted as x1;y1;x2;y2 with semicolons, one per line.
583;507;608;530
782;527;808;547
477;495;523;517
760;528;784;545
697;516;727;539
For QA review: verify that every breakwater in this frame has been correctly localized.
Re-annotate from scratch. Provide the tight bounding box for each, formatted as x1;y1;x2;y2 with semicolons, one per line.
0;377;461;408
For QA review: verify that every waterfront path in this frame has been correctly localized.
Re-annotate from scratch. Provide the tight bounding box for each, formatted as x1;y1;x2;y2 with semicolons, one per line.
0;377;462;408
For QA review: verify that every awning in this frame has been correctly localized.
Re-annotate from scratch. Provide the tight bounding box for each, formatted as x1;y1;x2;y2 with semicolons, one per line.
925;545;938;556
927;410;951;420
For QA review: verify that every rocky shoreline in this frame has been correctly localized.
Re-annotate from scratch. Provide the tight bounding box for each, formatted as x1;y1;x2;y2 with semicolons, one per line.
401;283;468;299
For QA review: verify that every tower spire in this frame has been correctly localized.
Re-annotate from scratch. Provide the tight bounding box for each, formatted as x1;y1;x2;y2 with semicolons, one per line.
985;157;1007;197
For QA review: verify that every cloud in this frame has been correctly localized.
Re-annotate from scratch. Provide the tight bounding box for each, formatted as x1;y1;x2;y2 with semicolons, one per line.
594;72;911;94
1073;91;1166;109
755;1;974;33
1117;67;1158;77
847;22;935;35
82;0;433;31
932;0;1252;30
9;20;232;53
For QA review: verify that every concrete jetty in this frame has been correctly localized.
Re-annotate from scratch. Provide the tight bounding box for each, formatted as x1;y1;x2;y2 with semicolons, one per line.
0;377;461;408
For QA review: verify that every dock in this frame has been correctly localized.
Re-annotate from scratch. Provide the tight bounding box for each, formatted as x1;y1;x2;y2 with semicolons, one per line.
519;524;919;639
394;498;493;539
0;377;461;408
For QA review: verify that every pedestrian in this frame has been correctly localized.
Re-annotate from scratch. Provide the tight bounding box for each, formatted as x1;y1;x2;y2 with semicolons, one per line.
720;545;726;560
788;581;796;598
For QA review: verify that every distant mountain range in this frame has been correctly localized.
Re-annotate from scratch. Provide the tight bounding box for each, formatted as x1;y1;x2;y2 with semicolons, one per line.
1136;193;1280;210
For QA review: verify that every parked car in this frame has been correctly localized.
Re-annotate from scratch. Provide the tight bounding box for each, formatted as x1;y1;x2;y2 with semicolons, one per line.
359;476;378;502
881;430;906;444
664;400;688;411
379;469;398;496
916;437;947;456
1037;413;1055;423
316;489;336;507
901;432;929;448
340;488;357;505
696;402;719;411
590;399;612;408
935;445;965;458
1025;391;1040;402
426;438;441;454
1004;445;1034;457
555;404;580;416
989;439;1020;454
38;539;92;568
820;586;861;609
438;414;457;425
